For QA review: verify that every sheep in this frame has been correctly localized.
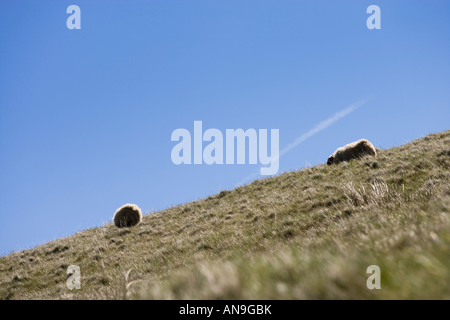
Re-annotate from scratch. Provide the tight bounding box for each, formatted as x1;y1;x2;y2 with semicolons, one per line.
113;204;142;228
327;139;376;165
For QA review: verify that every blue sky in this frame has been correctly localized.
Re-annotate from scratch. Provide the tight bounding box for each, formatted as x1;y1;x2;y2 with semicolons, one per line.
0;0;449;256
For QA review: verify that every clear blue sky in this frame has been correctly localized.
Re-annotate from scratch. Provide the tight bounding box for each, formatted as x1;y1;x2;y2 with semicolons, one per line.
0;0;449;256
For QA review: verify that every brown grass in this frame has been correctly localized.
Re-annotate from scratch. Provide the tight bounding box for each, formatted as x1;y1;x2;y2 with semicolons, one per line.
0;130;449;300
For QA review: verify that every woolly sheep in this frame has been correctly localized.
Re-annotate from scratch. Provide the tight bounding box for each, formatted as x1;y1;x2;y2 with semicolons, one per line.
113;204;142;228
327;139;376;165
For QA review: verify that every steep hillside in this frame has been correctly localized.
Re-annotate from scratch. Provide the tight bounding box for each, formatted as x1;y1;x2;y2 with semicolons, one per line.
1;130;449;300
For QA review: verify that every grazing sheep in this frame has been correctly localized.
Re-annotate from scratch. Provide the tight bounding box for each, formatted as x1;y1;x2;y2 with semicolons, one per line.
113;204;142;228
327;139;376;165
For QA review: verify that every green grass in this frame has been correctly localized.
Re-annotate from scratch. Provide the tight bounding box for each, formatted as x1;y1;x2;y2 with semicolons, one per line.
1;130;449;299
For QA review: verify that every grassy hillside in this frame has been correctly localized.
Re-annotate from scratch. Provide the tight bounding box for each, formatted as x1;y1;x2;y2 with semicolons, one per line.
1;130;449;300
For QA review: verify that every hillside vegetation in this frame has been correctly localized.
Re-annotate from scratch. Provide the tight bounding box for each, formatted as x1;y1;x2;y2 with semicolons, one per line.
1;130;449;300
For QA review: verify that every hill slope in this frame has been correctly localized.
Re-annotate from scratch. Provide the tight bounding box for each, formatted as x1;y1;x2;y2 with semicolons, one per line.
1;130;449;300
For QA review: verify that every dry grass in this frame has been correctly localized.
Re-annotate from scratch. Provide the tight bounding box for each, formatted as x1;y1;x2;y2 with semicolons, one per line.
0;130;449;300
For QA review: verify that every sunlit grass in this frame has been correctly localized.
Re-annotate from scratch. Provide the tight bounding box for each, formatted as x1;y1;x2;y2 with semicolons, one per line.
0;130;449;299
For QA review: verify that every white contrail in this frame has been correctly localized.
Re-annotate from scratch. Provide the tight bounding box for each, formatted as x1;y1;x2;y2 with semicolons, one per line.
279;98;369;157
235;98;370;187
